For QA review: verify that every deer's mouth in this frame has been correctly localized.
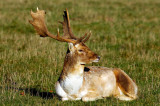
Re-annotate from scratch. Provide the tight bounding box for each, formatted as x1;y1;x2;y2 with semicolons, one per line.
93;59;99;62
81;64;85;65
92;56;100;62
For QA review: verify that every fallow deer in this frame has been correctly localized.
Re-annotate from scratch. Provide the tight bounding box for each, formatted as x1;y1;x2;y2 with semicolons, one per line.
29;8;138;102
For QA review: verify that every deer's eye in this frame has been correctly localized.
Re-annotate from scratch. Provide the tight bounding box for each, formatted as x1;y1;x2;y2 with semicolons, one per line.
78;50;83;52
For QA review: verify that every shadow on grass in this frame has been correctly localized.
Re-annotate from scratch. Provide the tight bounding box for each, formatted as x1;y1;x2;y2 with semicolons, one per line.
0;86;59;100
24;88;57;99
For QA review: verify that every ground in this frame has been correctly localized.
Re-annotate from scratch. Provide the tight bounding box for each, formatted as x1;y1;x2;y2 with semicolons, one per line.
0;0;160;105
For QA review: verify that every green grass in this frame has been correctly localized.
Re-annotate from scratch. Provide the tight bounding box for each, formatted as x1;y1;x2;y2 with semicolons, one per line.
0;0;160;105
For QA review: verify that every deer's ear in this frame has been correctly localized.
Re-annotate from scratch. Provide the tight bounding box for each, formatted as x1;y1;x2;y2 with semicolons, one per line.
68;43;74;52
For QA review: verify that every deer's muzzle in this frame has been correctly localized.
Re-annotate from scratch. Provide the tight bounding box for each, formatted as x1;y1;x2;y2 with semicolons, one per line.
93;55;100;62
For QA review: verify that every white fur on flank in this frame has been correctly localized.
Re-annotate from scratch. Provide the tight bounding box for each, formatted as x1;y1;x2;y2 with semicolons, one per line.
101;71;117;97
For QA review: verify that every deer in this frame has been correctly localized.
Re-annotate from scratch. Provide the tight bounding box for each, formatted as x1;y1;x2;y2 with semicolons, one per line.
29;8;138;102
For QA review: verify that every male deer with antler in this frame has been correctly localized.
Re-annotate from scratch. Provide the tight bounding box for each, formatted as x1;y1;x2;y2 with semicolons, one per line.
29;8;138;101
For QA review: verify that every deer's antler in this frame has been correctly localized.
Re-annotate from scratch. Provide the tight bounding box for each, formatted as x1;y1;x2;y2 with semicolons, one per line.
29;8;76;44
82;31;91;43
59;8;91;43
29;8;90;44
59;9;77;39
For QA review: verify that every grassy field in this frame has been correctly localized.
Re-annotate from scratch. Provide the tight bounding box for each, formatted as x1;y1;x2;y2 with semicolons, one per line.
0;0;160;105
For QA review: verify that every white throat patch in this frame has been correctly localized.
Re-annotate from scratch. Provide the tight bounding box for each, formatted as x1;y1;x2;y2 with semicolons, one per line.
60;64;84;95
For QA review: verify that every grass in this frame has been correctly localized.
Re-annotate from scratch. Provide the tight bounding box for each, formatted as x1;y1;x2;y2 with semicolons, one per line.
0;0;160;105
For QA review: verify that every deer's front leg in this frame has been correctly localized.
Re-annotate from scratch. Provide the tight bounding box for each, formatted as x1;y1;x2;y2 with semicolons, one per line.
55;81;69;100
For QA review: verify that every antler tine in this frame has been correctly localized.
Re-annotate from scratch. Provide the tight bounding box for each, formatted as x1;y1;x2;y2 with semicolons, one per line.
29;8;76;44
83;31;91;43
57;28;60;37
65;9;70;28
75;32;88;44
59;8;77;39
37;7;39;11
79;33;88;41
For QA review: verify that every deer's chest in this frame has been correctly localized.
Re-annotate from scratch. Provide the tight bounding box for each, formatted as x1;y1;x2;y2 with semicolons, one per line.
60;74;83;95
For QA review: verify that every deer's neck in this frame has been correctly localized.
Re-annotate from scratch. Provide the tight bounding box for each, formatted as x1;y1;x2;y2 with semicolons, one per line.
59;50;84;95
61;51;84;78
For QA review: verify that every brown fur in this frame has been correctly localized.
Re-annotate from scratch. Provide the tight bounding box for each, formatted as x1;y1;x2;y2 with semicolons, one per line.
60;43;98;81
113;69;137;99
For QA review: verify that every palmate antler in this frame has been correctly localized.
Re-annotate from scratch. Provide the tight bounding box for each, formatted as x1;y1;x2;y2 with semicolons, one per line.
29;8;91;44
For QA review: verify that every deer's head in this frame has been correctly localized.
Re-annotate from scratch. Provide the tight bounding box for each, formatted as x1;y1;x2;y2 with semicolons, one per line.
68;42;100;65
29;8;100;65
